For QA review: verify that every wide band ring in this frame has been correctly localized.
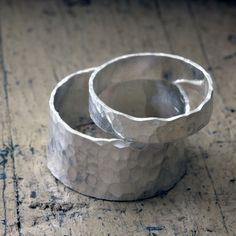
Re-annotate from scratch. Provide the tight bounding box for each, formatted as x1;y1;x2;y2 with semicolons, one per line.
47;68;187;201
89;53;213;144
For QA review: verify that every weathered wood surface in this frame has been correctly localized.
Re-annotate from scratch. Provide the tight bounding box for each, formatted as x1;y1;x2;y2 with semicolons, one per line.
0;0;235;235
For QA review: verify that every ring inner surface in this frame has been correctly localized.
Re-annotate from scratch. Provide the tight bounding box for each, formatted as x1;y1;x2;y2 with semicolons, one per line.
93;56;209;118
54;73;113;138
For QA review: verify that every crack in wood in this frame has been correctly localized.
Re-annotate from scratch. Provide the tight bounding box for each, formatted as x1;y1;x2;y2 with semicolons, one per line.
9;143;22;235
202;150;229;234
154;0;173;53
0;19;9;236
0;146;10;236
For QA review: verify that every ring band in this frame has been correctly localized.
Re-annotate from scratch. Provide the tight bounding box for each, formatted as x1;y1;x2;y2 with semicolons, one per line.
89;53;213;144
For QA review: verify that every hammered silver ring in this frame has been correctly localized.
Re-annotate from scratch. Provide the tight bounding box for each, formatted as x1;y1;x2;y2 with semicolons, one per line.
89;53;213;144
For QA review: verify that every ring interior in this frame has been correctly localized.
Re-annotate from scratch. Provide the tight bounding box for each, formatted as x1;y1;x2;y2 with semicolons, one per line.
93;55;209;118
54;72;113;138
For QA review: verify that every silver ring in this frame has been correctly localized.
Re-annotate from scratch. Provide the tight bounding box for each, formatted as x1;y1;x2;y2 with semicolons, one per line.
89;53;213;144
47;68;187;201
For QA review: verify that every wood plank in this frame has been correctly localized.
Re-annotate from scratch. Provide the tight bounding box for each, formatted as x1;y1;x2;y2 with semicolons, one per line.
156;0;230;235
1;1;183;235
0;7;20;235
188;1;236;234
157;0;236;234
1;0;235;235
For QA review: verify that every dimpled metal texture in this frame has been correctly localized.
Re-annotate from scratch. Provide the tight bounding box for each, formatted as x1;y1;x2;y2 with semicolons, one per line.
47;68;187;201
89;53;213;144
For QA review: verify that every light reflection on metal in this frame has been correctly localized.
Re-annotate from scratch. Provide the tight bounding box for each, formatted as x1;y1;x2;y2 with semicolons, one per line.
89;53;213;144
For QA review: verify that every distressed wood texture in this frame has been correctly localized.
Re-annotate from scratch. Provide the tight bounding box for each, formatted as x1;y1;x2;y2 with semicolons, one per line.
0;0;236;235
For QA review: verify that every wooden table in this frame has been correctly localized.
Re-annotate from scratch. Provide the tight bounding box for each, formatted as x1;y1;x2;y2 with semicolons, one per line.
0;0;235;235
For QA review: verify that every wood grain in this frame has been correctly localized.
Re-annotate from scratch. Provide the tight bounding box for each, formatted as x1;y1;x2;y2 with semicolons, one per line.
0;0;235;235
0;10;20;235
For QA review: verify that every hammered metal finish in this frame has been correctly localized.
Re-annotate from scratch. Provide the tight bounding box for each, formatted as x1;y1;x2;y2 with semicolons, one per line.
47;69;187;201
89;53;213;144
